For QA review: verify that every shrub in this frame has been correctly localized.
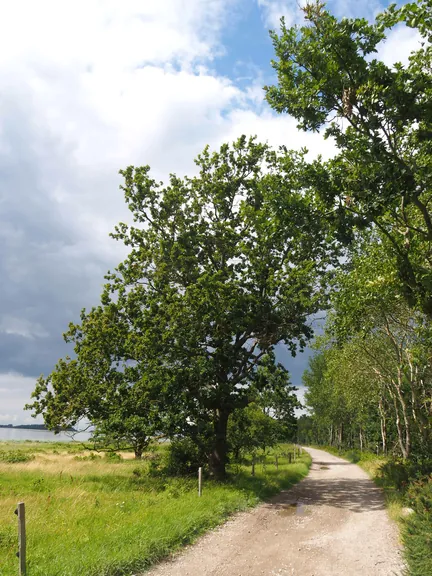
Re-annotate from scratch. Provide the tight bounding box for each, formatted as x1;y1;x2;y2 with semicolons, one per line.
379;459;432;492
74;453;102;461
404;475;432;576
104;451;122;462
406;475;432;516
0;451;34;463
164;438;202;476
346;450;361;463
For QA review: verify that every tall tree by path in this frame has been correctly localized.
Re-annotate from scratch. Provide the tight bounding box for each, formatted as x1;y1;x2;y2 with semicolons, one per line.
30;136;333;478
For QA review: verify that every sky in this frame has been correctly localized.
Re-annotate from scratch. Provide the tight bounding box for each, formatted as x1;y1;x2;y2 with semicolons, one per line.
0;0;421;424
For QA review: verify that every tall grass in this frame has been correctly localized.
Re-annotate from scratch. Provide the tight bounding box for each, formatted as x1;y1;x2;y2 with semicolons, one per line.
0;442;310;576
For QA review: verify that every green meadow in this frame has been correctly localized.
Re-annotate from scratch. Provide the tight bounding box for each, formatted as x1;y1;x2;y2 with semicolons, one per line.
0;441;310;576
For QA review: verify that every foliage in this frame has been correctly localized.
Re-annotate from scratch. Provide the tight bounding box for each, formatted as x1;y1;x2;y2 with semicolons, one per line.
164;438;203;476
255;355;300;440
104;451;122;462
27;303;160;460
303;235;432;459
228;403;280;462
265;3;432;571
403;489;432;576
228;357;300;462
405;472;432;576
91;417;152;459
265;0;432;318
29;136;331;478
0;450;34;463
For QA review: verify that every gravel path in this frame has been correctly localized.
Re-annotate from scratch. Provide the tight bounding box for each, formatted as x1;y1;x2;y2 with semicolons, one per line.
143;447;404;576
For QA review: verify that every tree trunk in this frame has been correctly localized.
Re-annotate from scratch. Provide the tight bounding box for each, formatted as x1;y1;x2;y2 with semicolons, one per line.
378;398;387;455
390;388;408;459
209;409;229;479
134;444;144;459
133;437;148;459
394;370;411;459
337;424;343;449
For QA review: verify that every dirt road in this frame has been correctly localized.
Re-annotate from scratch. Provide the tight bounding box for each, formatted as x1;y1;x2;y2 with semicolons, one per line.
144;447;404;576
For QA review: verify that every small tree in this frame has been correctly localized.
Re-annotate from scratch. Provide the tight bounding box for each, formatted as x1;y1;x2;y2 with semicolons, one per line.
228;403;280;464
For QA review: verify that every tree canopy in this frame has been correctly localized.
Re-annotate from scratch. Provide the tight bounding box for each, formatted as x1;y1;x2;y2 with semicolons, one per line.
265;0;432;317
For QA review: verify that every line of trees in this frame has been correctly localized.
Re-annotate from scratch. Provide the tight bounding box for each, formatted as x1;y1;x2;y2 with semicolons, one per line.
300;238;432;458
28;1;432;472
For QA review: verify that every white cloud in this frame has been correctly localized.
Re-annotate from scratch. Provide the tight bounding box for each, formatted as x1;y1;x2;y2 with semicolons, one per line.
257;0;302;29
256;0;386;30
378;25;422;68
0;414;18;422
0;373;40;424
0;0;232;72
295;386;307;414
0;317;49;339
223;109;335;159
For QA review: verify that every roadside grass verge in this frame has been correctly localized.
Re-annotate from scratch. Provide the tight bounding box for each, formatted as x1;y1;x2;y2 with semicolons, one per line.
0;442;311;576
311;445;432;576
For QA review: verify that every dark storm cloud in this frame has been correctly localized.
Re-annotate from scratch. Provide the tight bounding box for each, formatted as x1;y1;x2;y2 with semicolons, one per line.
0;92;120;380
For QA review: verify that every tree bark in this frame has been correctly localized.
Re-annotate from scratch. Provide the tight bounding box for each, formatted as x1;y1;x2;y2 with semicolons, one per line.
378;397;387;455
133;438;148;459
389;388;408;459
209;409;229;479
337;424;343;449
394;369;411;459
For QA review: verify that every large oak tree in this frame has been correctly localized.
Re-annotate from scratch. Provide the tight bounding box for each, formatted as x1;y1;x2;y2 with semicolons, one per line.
30;137;332;478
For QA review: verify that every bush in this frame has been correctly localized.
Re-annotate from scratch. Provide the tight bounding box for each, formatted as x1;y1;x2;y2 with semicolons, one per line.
379;459;432;492
406;475;432;516
0;451;34;463
404;475;432;576
74;453;102;461
346;450;361;463
104;452;122;462
164;438;202;476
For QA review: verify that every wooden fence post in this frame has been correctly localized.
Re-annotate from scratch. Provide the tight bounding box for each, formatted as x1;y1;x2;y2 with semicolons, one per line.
288;452;292;464
251;457;255;476
15;502;26;575
275;455;278;470
198;467;202;497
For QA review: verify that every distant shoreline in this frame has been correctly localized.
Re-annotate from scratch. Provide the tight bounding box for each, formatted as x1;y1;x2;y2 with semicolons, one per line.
0;424;76;432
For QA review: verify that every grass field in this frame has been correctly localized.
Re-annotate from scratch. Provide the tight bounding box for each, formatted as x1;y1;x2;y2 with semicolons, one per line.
0;441;311;576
